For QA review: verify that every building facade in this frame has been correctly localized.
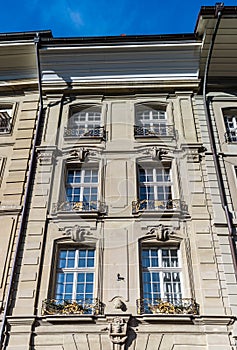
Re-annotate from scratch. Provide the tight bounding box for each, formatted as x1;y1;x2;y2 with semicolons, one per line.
0;5;237;350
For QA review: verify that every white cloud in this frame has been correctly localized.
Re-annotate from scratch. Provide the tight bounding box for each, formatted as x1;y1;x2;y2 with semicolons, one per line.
68;8;84;28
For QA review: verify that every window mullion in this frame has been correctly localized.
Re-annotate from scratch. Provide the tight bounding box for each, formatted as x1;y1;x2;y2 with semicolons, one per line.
79;169;85;202
234;116;237;129
72;250;79;300
159;249;165;300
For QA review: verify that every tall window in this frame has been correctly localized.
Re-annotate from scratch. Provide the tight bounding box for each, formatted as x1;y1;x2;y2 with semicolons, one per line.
135;104;168;137
139;166;172;210
0;106;12;134
55;248;95;303
224;109;237;142
65;105;102;137
142;247;182;305
66;168;98;211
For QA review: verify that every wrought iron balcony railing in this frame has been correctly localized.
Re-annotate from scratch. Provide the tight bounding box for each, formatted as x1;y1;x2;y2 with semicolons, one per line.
224;130;237;143
134;124;175;138
42;298;104;316
136;298;199;315
0;125;11;133
64;126;105;139
132;199;185;214
52;200;107;214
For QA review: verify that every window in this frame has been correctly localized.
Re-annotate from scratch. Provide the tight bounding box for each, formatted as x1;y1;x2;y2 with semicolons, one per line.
55;248;95;303
65;105;104;138
141;247;182;312
0;106;12;134
134;104;173;137
138;165;172;210
224;109;237;142
65;168;98;211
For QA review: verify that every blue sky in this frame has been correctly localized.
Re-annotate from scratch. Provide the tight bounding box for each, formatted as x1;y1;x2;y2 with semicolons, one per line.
1;0;237;37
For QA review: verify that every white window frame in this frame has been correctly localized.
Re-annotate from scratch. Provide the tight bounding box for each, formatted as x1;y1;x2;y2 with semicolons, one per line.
141;247;182;304
55;247;95;302
65;167;99;210
138;165;172;209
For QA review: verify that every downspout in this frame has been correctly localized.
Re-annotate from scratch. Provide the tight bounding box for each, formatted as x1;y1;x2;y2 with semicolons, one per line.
0;33;44;348
202;3;237;281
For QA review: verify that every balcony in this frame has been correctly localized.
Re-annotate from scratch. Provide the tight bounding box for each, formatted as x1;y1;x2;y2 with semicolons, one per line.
136;298;199;315
64;126;105;139
134;124;175;138
42;298;104;316
52;200;107;215
132;199;186;214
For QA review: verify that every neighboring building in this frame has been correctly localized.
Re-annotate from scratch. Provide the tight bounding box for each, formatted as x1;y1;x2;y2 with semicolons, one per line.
0;5;237;350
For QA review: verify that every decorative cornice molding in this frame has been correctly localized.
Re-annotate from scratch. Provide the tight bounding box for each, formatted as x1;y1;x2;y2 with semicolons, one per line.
180;144;206;163
37;147;57;165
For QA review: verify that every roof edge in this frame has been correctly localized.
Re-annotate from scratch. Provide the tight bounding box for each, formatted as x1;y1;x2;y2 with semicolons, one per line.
0;30;53;41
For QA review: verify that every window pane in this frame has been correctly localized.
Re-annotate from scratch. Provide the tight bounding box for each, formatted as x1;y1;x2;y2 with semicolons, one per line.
78;258;86;268
78;273;85;282
142;249;150;268
77;283;85;294
139;169;146;182
86;273;94;282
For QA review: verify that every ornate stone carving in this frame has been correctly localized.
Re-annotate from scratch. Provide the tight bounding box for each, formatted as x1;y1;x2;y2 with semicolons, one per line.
146;224;174;241
109;317;128;349
150;147;168;160
110;296;127;312
183;145;206;163
67;148;89;162
37;151;55;165
62;225;91;242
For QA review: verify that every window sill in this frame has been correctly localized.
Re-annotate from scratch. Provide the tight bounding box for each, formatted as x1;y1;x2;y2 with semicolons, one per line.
41;315;95;323
50;210;104;219
64;136;105;143
137;314;196;323
134;135;175;141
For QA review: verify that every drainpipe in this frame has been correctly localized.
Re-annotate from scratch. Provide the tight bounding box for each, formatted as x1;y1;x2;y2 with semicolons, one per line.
0;33;44;348
202;3;237;281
